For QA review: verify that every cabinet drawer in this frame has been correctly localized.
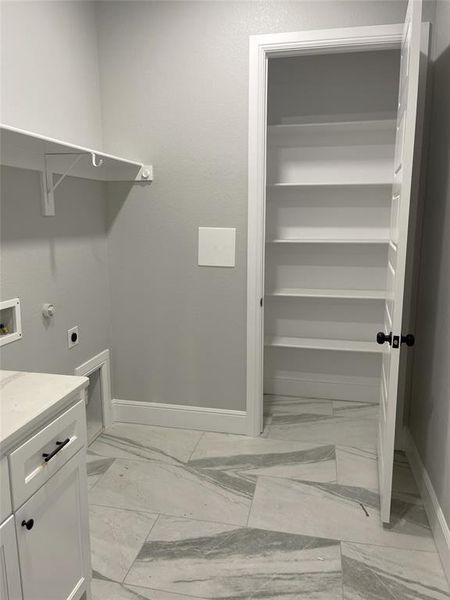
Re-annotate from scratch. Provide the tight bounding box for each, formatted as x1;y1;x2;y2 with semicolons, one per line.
9;399;86;509
0;457;12;523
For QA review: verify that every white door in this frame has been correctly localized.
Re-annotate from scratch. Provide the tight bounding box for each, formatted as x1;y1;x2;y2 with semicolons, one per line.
15;450;91;600
0;516;22;600
377;0;423;523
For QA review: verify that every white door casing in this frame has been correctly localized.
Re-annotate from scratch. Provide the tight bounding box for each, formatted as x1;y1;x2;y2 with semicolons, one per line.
378;0;424;523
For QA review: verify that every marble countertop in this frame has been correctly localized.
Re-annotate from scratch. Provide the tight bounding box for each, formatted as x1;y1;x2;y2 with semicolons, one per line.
0;370;89;455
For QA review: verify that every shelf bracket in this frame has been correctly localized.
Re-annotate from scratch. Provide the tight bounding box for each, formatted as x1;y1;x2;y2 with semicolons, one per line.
41;152;103;217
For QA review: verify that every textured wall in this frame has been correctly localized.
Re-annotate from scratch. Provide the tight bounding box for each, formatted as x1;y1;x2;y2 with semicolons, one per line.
0;1;109;379
0;167;111;377
96;0;407;409
409;0;450;524
0;0;103;147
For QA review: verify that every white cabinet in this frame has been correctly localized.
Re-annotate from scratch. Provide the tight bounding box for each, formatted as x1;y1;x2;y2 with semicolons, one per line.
1;378;91;600
0;516;22;600
15;450;90;600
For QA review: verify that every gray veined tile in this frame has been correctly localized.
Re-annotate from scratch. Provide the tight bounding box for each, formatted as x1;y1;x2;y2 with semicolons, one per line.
189;432;336;483
336;447;379;492
342;542;450;599
91;578;201;599
89;505;158;582
248;476;436;551
264;395;333;417
265;413;379;448
332;401;379;419
88;458;252;526
125;515;342;599
89;422;203;464
336;448;421;500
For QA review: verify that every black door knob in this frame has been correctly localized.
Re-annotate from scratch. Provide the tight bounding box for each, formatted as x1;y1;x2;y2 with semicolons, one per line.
401;334;415;347
376;331;392;345
21;519;34;531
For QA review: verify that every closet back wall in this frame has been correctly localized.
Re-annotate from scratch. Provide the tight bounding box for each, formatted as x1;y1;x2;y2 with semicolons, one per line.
97;1;407;410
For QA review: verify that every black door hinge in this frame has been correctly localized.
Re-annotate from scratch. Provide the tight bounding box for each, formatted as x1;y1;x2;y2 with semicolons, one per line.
260;298;263;307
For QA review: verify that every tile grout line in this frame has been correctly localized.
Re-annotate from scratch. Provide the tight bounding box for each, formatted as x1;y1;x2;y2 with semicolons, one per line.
88;501;159;518
187;431;205;463
121;513;162;585
88;501;245;530
334;444;338;485
245;475;260;528
122;582;207;600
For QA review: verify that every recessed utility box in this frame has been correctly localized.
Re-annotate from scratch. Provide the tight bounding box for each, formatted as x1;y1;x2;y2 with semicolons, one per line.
0;298;22;347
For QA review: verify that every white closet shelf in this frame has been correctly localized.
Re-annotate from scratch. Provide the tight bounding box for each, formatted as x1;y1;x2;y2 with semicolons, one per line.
266;288;386;300
267;181;393;188
266;237;389;245
0;124;153;183
264;335;386;354
268;119;396;136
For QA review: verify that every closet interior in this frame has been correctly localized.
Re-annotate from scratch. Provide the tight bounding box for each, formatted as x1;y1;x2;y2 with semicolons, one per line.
263;49;401;409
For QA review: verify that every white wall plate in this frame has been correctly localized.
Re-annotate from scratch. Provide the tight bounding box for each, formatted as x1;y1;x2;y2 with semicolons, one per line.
198;227;236;267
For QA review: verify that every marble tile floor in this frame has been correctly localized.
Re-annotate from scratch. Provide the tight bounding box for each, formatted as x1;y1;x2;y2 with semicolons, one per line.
88;395;450;599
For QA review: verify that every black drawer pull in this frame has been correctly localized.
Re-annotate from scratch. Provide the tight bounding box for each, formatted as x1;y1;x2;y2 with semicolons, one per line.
21;519;34;531
42;438;71;463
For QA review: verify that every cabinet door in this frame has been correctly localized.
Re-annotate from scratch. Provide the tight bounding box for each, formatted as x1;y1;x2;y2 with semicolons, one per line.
0;516;22;600
15;450;91;600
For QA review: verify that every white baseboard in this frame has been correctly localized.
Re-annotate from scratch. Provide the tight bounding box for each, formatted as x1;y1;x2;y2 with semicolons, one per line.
404;427;450;584
112;399;249;435
264;377;379;403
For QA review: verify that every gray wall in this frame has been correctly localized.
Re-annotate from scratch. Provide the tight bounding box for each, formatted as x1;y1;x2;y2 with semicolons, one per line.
96;0;407;409
0;167;111;376
409;0;450;523
0;0;103;148
0;1;110;378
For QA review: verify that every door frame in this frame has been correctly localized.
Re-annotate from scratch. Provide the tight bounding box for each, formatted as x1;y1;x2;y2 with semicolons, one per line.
246;24;403;436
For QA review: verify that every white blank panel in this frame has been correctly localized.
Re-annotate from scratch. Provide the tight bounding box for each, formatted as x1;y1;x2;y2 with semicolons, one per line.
266;185;391;240
198;227;236;267
265;297;384;342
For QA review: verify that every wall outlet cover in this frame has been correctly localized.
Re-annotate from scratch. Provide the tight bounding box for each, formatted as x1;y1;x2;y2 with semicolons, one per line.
198;227;236;267
67;326;79;348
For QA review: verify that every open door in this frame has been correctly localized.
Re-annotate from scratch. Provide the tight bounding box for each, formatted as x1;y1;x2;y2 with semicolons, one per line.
377;0;423;523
